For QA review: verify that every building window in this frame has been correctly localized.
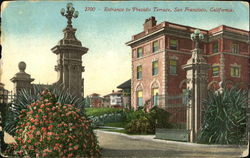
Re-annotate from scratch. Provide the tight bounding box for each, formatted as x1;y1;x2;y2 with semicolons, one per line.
230;67;240;77
212;42;218;53
170;39;178;50
152;88;159;106
137;90;143;107
152;61;158;76
137;65;142;79
212;66;219;77
137;47;143;58
232;43;239;54
169;60;177;74
153;41;159;53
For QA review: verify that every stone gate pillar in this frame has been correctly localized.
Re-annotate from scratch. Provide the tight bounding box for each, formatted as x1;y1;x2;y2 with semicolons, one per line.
182;29;210;142
51;3;88;97
10;62;34;95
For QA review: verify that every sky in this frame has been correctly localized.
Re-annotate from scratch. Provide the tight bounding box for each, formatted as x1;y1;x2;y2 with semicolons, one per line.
1;1;249;97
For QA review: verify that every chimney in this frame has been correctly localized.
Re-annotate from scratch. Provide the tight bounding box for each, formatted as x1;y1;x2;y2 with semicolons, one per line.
143;16;157;31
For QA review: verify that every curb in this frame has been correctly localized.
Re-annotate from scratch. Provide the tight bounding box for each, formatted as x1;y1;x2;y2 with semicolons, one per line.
99;126;124;130
95;129;247;149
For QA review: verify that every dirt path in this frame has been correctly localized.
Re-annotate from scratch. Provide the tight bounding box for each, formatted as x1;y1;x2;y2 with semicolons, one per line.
96;130;246;158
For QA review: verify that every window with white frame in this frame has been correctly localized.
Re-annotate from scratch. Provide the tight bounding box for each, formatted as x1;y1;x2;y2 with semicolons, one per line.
169;59;177;74
230;66;240;77
232;43;239;54
137;90;143;107
212;66;219;77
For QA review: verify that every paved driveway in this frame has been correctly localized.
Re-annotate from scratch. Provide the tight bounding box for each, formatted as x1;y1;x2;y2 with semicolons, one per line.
96;130;246;158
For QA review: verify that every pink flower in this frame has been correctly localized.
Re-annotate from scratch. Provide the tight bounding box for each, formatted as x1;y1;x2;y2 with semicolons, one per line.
30;118;35;123
48;125;53;130
35;114;39;118
45;103;51;106
38;109;42;113
42;153;47;157
29;134;33;139
40;104;45;108
47;132;53;136
73;145;79;150
41;127;46;132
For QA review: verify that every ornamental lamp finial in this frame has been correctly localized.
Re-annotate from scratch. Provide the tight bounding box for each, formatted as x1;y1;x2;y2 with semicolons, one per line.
61;3;79;28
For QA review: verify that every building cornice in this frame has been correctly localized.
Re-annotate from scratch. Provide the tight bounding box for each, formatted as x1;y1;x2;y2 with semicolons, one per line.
209;30;249;43
205;52;249;58
126;28;165;46
127;25;248;47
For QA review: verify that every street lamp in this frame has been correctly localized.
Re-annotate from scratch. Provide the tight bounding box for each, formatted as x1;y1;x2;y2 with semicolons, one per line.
191;29;204;49
61;3;79;28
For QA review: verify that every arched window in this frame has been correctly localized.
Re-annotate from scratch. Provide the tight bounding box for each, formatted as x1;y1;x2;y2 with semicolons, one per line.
136;85;143;107
137;90;143;107
152;88;159;106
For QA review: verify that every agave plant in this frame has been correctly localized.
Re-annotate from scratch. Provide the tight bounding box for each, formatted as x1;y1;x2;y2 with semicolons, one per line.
199;88;247;144
4;84;85;135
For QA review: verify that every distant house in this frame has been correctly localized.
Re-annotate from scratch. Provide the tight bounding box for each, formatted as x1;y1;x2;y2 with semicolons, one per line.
103;90;123;108
117;79;131;109
88;93;103;108
103;94;111;108
109;90;123;108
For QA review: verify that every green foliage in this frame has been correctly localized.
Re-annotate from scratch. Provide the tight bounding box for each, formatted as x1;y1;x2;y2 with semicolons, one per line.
0;103;10;152
150;106;172;129
86;107;123;117
125;116;155;134
4;85;85;135
124;109;147;123
198;88;247;144
0;103;11;128
89;112;125;128
104;122;126;128
13;89;100;157
125;107;172;134
84;96;91;108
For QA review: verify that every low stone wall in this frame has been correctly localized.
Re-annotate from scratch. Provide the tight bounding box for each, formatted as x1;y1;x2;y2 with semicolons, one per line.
155;128;189;142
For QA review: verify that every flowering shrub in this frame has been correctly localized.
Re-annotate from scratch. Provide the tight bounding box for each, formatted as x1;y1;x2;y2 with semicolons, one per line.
125;107;172;134
125;116;154;134
14;89;101;157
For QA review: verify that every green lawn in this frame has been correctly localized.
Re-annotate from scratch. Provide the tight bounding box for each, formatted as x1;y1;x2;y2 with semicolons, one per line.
85;107;123;116
104;122;126;128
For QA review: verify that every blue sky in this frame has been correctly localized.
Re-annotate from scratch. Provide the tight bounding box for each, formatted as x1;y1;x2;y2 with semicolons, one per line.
1;1;249;96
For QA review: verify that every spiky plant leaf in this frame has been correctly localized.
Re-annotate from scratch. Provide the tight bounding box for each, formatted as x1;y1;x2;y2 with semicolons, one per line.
199;88;247;144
